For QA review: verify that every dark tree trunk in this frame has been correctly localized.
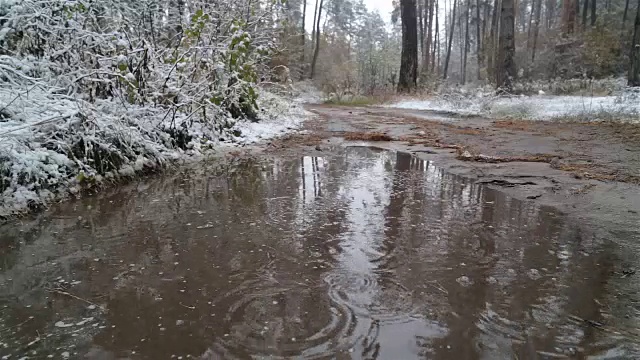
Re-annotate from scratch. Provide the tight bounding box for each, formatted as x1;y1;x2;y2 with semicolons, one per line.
624;0;631;25
444;0;458;79
435;0;441;73
562;0;576;35
532;0;543;61
300;0;307;79
629;0;640;86
590;0;597;25
477;0;483;79
310;0;324;79
497;0;516;90
398;0;419;92
546;0;554;28
310;0;319;56
528;0;534;45
428;0;435;71
487;0;500;81
575;0;581;30
582;0;589;28
419;0;425;59
463;0;470;84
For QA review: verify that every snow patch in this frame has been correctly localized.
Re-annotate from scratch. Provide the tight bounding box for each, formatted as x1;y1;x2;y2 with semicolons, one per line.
387;91;640;122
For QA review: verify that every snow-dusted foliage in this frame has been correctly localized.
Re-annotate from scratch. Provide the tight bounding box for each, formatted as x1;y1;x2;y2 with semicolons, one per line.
0;0;299;217
387;82;640;122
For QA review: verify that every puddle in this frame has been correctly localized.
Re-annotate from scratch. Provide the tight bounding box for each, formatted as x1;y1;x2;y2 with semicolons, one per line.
0;147;638;359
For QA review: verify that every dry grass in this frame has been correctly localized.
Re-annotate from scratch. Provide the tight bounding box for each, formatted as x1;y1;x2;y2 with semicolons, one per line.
343;132;393;141
493;120;534;131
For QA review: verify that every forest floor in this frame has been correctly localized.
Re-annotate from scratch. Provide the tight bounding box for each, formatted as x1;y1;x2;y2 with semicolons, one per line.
265;104;640;233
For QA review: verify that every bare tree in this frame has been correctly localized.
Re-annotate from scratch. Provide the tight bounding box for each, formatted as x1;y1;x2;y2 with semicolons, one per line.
310;0;319;59
435;0;441;73
462;0;471;84
399;0;419;91
487;0;500;80
562;0;577;35
300;0;307;80
546;0;557;29
624;0;631;26
582;0;589;28
497;0;516;90
428;0;435;72
630;0;640;86
444;0;458;78
477;0;483;80
532;0;543;61
310;0;324;79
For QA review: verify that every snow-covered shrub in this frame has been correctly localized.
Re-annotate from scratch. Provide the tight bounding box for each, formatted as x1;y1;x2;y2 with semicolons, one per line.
0;0;296;217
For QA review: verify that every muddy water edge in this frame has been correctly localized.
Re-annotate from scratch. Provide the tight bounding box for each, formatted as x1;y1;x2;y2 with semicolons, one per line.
1;146;639;359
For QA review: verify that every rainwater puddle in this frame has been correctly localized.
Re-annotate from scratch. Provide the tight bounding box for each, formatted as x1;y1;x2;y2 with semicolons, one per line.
1;147;639;359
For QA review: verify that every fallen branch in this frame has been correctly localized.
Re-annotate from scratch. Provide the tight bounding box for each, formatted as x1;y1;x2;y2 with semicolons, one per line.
47;288;105;312
0;112;79;137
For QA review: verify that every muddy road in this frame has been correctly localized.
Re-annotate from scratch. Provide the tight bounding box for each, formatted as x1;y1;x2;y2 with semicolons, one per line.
2;105;640;359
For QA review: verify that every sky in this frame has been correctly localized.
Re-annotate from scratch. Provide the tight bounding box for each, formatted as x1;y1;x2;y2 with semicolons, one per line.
363;0;394;21
304;0;394;32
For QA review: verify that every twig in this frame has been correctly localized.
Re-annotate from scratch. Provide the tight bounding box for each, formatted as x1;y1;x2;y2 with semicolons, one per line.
179;302;196;310
0;112;78;137
47;288;105;312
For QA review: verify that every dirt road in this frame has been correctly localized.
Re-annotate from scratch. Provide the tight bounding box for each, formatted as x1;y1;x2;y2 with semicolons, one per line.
267;104;640;235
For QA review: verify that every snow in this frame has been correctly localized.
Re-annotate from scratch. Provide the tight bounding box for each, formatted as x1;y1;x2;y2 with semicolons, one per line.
292;81;324;104
233;90;310;144
0;84;310;219
387;92;640;122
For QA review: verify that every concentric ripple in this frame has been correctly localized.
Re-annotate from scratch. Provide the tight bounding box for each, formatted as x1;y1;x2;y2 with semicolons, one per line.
207;277;356;358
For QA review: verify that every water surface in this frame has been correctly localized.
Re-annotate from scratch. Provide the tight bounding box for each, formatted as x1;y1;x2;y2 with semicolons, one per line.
1;147;638;359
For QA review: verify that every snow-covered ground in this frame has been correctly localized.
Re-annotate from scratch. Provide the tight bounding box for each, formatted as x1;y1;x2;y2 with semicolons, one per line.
388;92;640;122
0;87;310;219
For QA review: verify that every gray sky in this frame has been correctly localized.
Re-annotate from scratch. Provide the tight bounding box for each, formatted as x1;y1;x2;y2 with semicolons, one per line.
363;0;394;21
304;0;394;32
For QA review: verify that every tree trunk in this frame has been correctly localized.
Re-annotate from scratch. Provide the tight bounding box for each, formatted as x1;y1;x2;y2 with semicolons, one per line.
310;0;324;79
575;0;581;31
311;0;319;55
419;0;425;59
590;0;596;25
546;0;556;29
398;0;419;92
435;0;441;73
487;0;500;81
624;0;631;26
463;0;470;84
428;0;435;71
527;0;534;45
582;0;589;28
459;4;465;77
629;0;640;86
477;0;483;79
300;0;307;79
532;0;543;61
444;0;458;79
562;0;576;35
497;0;516;90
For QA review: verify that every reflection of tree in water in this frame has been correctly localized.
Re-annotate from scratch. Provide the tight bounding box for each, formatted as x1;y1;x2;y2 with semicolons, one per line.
0;148;634;358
